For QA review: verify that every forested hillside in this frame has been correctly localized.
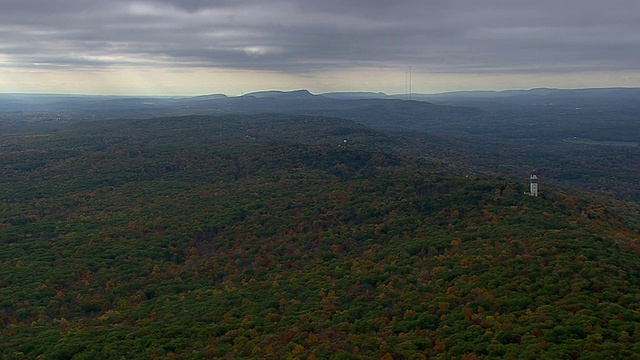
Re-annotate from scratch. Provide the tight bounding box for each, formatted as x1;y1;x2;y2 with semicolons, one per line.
2;89;639;202
1;115;640;359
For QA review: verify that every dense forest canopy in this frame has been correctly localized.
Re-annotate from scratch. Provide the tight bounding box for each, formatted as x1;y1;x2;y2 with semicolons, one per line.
1;112;640;359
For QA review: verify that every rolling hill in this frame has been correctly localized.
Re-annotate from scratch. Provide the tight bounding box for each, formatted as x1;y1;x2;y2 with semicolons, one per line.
1;114;639;359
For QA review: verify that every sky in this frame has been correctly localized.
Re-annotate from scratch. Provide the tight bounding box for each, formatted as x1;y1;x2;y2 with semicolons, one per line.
1;0;639;96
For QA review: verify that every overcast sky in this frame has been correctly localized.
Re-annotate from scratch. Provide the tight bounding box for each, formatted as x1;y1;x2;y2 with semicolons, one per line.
1;0;639;95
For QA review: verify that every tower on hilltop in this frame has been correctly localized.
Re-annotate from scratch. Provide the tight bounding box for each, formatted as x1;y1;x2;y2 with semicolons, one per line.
528;170;538;197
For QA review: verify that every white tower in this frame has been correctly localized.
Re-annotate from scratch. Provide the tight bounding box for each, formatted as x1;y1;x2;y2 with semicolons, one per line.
529;170;538;197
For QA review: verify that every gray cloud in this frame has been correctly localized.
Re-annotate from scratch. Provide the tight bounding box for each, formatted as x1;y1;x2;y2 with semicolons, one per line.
1;0;639;75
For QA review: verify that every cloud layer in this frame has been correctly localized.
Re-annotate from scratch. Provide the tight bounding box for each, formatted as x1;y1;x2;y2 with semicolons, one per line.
1;0;639;94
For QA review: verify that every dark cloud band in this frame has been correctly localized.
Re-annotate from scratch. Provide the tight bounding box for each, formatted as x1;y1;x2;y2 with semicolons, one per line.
1;0;639;75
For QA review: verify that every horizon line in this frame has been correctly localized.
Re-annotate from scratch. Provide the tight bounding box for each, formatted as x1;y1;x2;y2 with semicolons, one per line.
1;86;640;98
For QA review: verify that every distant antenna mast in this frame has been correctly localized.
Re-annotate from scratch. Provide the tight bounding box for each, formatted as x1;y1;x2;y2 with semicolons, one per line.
405;67;412;100
405;68;408;100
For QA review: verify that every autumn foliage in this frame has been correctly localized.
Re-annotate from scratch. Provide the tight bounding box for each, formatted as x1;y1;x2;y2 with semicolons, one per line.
1;115;639;359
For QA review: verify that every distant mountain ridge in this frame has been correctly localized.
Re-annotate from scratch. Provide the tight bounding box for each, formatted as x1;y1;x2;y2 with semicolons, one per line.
2;87;639;142
0;89;485;134
2;87;639;112
242;89;317;99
